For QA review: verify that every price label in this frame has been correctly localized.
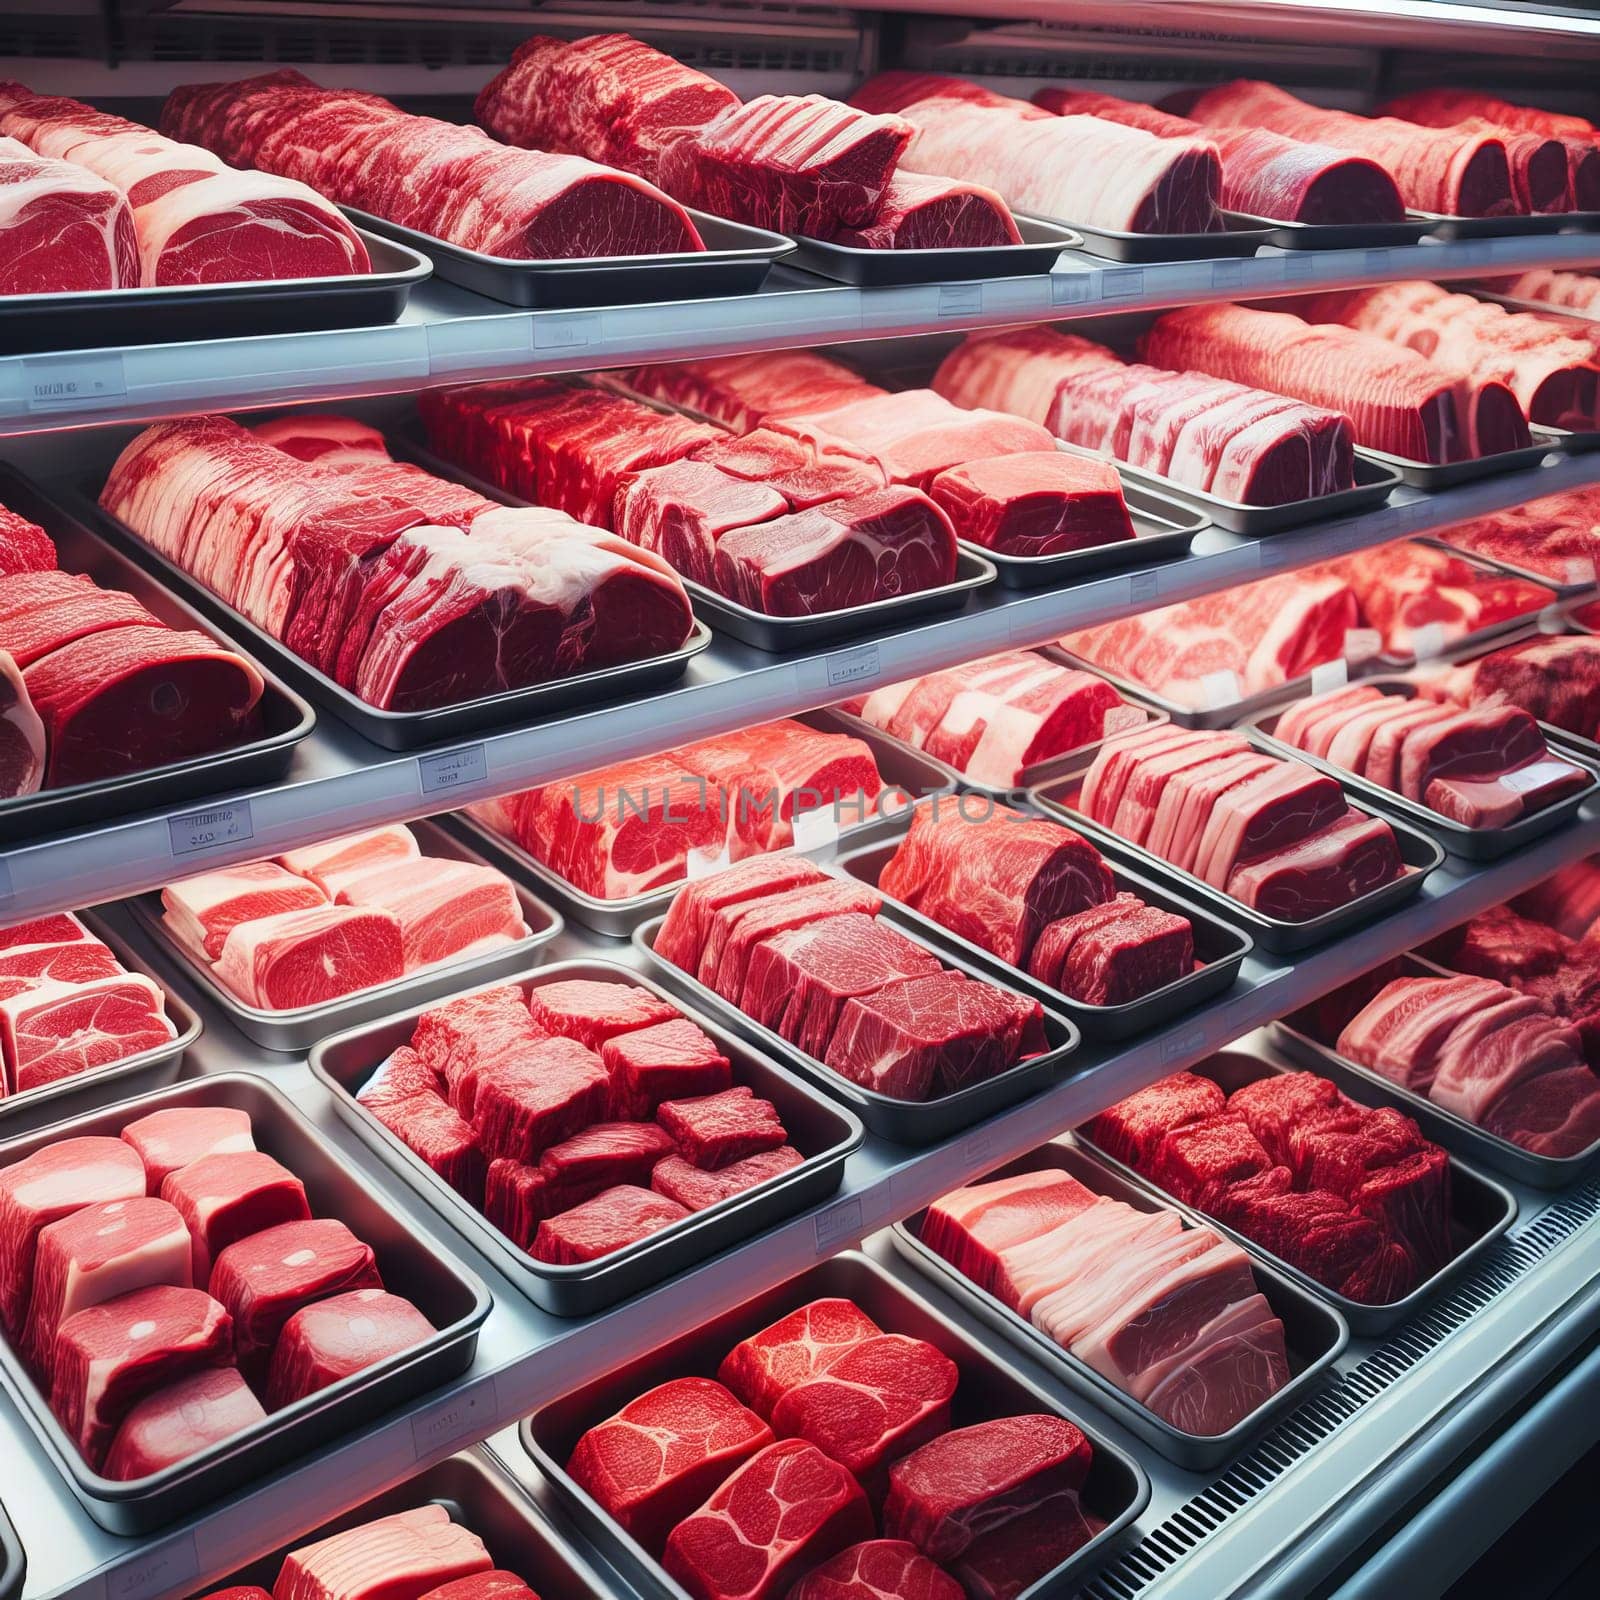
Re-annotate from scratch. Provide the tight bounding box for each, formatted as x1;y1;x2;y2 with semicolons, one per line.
937;282;982;317
25;352;126;411
168;800;253;858
533;313;600;350
1129;569;1159;606
1102;268;1145;301
686;844;733;881
1200;669;1243;710
826;642;881;689
1566;557;1596;588
814;1196;864;1254
1211;259;1244;292
107;1535;198;1600
1161;1025;1209;1063
411;1380;499;1460
1311;658;1349;694
1052;273;1092;306
1410;622;1450;661
792;803;840;854
1505;759;1575;794
418;744;488;795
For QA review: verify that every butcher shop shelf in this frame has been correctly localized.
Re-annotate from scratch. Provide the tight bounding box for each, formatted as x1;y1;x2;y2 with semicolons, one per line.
3;798;1600;1600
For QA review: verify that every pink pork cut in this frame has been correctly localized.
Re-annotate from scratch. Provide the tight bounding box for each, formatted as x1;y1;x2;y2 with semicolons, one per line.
928;452;1134;558
209;1217;381;1379
662;1437;874;1600
791;1541;963;1600
161;862;328;960
883;1414;1092;1562
530;1185;690;1263
600;1020;732;1118
651;1147;804;1211
0;937;121;984
335;858;528;971
0;648;44;799
0;973;176;1095
656;1086;787;1169
50;1283;233;1467
277;825;419;897
469;1037;610;1163
0;134;139;291
159;1150;310;1286
655;858;830;975
120;1106;256;1193
713;487;959;616
212;905;405;1010
271;1505;492;1600
836;171;1020;249
567;1375;775;1553
526;980;679;1051
103;1366;265;1480
719;1299;882;1420
266;1287;435;1406
922;1171;1098;1297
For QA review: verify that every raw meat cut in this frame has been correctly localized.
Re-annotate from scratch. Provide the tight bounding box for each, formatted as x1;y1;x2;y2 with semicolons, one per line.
536;1122;680;1207
651;1147;804;1211
417;1573;536;1600
266;1287;435;1406
1140;303;1532;462
618;353;883;435
883;1414;1091;1561
1033;87;1405;223
718;1299;882;1419
1174;80;1518;216
927;452;1135;558
103;1366;266;1480
0;570;156;668
601;1020;732;1118
159;1150;311;1286
49;1283;232;1466
271;1506;492;1600
213;906;405;1011
1484;269;1600;315
791;1541;963;1600
656;859;829;974
699;879;882;996
0;972;177;1095
469;1036;610;1163
526;980;679;1051
364;1089;485;1207
851;73;1222;234
952;1491;1103;1597
1438;486;1600;586
661;1438;874;1600
410;986;537;1089
1224;812;1405;919
120;1107;255;1193
277;826;419;896
0;648;43;798
0;134;139;292
163;863;328;961
0;505;55;574
656;1086;787;1170
567;1375;774;1553
835;172;1020;249
530;1185;690;1263
1030;895;1195;1006
335;859;528;972
614;459;789;588
1424;635;1600;743
162;72;703;260
0;937;120;985
923;1170;1097;1296
1088;1074;1228;1168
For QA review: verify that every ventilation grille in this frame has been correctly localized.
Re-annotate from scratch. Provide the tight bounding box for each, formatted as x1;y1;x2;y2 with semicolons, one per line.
1080;1181;1600;1600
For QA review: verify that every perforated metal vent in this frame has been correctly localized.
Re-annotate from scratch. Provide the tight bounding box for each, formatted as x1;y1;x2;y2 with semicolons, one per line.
1079;1182;1600;1600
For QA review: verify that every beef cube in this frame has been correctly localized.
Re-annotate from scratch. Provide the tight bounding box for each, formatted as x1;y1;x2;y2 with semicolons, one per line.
484;1159;552;1250
539;1122;679;1205
1285;1104;1427;1199
103;1367;266;1481
209;1217;381;1380
409;985;536;1086
951;1494;1103;1599
364;1087;486;1206
1228;1188;1417;1302
718;1299;882;1420
567;1375;774;1554
273;1505;491;1600
355;1045;443;1111
526;979;679;1051
1087;1073;1227;1170
120;1107;255;1193
160;1151;311;1287
266;1288;435;1407
655;857;830;973
531;1185;690;1264
50;1285;233;1467
1061;899;1193;1006
663;1439;873;1600
471;1037;610;1163
824;970;1046;1101
656;1086;787;1170
601;1020;732;1118
1228;1072;1362;1167
1149;1116;1277;1210
1352;1146;1453;1278
651;1147;804;1211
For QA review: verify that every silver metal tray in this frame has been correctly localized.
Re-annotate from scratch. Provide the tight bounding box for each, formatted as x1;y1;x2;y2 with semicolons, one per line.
397;429;995;653
1416;533;1593;596
0;469;314;838
0;911;200;1138
344;205;792;307
1066;216;1274;261
1082;1048;1518;1337
1245;678;1600;861
522;1251;1151;1600
634;910;1081;1144
126;815;564;1051
0;1073;491;1534
1027;748;1444;954
74;481;713;752
889;1136;1348;1469
833;812;1252;1041
0;1498;18;1600
1353;431;1561;489
1272;955;1600;1191
311;959;864;1318
454;707;957;938
786;212;1082;285
207;1450;612;1600
1228;212;1433;250
0;230;428;355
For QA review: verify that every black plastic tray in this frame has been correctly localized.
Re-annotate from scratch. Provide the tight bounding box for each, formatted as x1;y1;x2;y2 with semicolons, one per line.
522;1251;1151;1600
1082;1048;1517;1337
833;810;1252;1041
890;1136;1348;1469
0;469;314;837
1027;748;1443;953
0;230;428;355
634;909;1081;1143
786;212;1081;285
1354;431;1561;489
345;205;791;307
75;482;712;751
1414;209;1572;240
0;1073;491;1533
0;1495;21;1600
1067;217;1274;261
1230;212;1433;250
1245;679;1599;861
311;959;864;1317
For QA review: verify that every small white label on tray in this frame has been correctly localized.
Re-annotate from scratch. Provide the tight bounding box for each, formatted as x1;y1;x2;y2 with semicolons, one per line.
938;282;982;316
108;1535;198;1600
532;313;600;350
815;1196;864;1253
686;844;733;881
411;1379;498;1460
24;353;126;410
1161;1025;1210;1064
1505;759;1575;794
1129;569;1159;605
1311;658;1349;694
792;803;840;855
1200;669;1243;709
1410;623;1450;661
168;800;253;857
1052;273;1092;306
1344;627;1384;664
418;744;488;794
1102;268;1144;300
1211;259;1244;291
1566;557;1596;587
826;642;881;689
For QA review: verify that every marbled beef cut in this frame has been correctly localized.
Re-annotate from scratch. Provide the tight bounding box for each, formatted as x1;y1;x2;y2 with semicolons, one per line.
103;1366;265;1480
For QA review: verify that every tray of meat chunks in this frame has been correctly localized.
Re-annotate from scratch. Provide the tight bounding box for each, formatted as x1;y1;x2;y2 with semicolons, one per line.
522;1251;1151;1600
310;962;863;1317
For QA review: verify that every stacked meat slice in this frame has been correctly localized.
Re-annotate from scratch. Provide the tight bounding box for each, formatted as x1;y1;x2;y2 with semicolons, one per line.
0;87;366;285
1076;725;1404;919
932;326;1356;505
1274;683;1588;827
1421;634;1600;742
0;134;139;293
162;68;701;260
1438;484;1600;584
924;1165;1290;1433
879;801;1195;1005
1089;1068;1453;1303
1140;303;1534;462
0;500;264;790
655;857;1047;1100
